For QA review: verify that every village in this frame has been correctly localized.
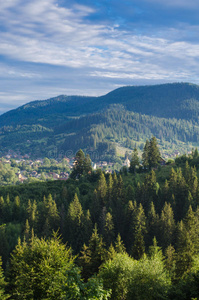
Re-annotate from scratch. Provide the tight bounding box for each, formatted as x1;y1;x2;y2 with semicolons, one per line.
0;150;134;185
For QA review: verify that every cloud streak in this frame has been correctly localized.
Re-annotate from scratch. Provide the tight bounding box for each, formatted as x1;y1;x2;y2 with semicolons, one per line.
0;0;199;112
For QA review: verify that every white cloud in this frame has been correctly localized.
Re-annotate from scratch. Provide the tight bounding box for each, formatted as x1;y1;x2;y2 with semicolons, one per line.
1;0;199;75
1;0;199;112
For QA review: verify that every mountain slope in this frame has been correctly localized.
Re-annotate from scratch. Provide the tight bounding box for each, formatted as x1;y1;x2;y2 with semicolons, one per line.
2;82;199;128
1;82;199;158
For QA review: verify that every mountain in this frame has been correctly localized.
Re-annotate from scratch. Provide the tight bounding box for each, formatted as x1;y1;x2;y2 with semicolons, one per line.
1;82;199;159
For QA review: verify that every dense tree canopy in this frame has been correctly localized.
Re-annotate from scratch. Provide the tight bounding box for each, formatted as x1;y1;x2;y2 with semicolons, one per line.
1;147;199;298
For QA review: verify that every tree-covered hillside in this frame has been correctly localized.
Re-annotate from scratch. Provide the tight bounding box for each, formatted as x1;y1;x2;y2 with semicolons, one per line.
1;148;199;298
1;82;199;158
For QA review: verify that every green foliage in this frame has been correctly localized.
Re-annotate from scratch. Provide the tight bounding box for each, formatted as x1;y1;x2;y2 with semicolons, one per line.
129;147;140;173
7;233;75;299
142;136;161;170
3;149;199;298
78;225;106;280
71;149;92;179
0;257;8;300
127;249;171;300
62;268;111;300
98;253;135;300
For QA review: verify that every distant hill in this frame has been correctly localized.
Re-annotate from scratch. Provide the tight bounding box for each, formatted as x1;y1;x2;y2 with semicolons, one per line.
1;82;199;158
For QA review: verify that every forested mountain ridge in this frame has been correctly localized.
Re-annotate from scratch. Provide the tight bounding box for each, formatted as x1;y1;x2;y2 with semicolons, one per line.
2;82;199;126
1;82;199;158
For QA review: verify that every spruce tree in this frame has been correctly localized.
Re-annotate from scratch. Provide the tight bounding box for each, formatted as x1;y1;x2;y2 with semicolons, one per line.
159;202;175;249
71;149;85;179
0;257;8;300
97;173;107;207
78;225;106;280
175;207;199;279
103;212;115;247
129;147;140;173
13;196;21;221
142;139;150;169
66;193;84;253
115;233;126;254
131;203;147;259
70;149;92;179
146;202;159;248
148;136;161;169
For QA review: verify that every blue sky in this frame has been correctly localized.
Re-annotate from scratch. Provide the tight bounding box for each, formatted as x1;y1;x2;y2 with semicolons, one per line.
1;0;199;113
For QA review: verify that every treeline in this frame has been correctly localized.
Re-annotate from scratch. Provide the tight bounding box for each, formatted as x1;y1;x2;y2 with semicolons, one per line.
1;148;199;298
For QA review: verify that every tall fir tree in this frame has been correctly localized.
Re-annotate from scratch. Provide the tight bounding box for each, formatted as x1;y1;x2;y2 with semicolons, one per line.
78;225;106;280
142;139;150;169
70;149;92;179
131;203;147;259
129;147;140;173
66;193;84;253
103;212;115;248
159;202;175;250
148;136;161;169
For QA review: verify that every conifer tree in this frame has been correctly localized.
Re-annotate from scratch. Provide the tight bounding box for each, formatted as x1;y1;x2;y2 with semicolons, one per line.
84;154;92;174
83;210;93;245
142;170;159;212
183;160;191;184
175;207;199;279
0;257;8;300
71;149;85;179
169;168;177;192
107;173;113;207
27;199;38;231
24;219;30;241
0;197;4;221
126;185;135;202
111;175;125;235
2;195;12;222
70;149;92;179
129;147;140;173
159;202;175;249
0;225;9;267
124;200;137;250
115;233;126;254
97;173;107;207
131;203;147;259
41;194;60;235
142;139;150;169
146;202;159;248
90;188;101;224
107;243;116;260
13;196;21;221
78;225;106;280
165;244;176;278
103;212;115;247
148;136;161;169
66;193;84;253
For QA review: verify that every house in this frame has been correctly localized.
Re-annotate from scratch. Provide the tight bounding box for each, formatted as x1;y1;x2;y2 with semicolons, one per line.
123;158;130;168
49;172;60;180
18;173;28;183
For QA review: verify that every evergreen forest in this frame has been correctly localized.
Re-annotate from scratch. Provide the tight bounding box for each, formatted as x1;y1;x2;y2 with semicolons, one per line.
1;142;199;299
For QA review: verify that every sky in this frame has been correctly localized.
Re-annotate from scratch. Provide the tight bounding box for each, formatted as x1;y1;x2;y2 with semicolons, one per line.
1;0;199;114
